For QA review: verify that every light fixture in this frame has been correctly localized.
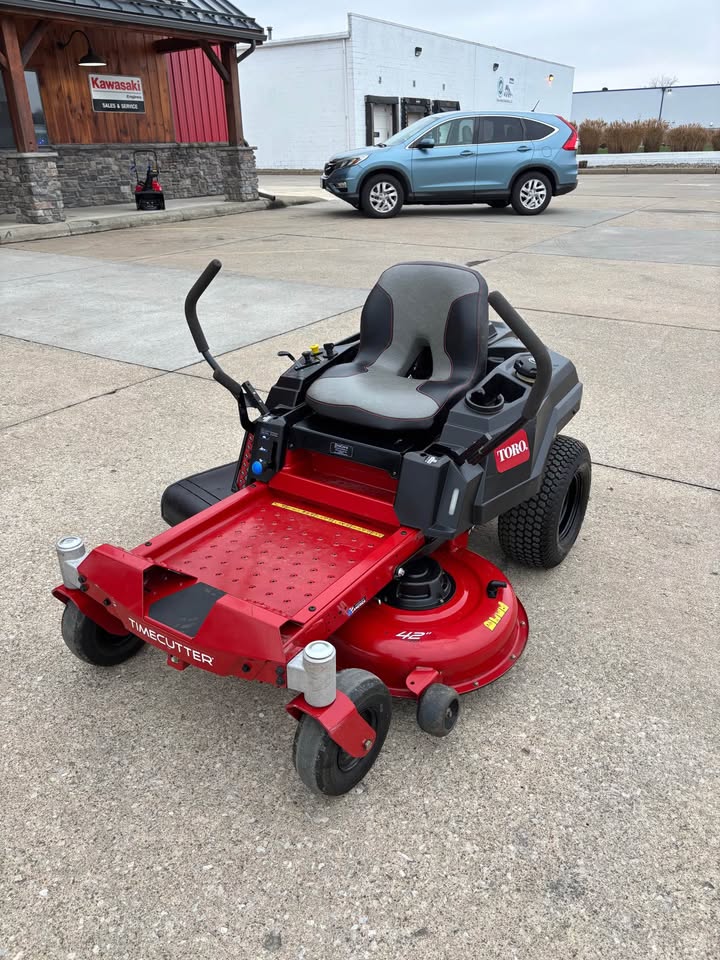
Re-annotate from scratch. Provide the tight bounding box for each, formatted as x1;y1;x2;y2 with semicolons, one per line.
415;46;422;57
58;30;107;68
546;73;554;85
492;63;499;72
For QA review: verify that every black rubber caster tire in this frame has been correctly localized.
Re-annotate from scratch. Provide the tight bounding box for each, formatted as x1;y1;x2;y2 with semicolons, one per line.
416;683;460;738
498;434;591;568
487;200;510;209
360;173;404;218
510;170;552;216
61;602;144;666
292;669;392;796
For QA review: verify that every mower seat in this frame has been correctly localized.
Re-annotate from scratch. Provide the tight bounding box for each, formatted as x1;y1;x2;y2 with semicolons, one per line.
306;262;489;431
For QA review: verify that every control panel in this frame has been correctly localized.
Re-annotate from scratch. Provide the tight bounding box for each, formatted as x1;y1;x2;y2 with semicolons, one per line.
249;420;285;482
265;338;358;412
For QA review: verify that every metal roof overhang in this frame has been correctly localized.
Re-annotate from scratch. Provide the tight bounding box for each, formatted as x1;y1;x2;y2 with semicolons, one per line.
0;0;266;42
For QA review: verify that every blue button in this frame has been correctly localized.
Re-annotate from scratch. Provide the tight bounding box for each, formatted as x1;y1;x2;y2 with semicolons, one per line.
251;460;264;476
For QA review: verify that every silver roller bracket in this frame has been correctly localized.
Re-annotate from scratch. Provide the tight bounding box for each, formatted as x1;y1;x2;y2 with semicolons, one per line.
56;535;89;589
286;640;337;707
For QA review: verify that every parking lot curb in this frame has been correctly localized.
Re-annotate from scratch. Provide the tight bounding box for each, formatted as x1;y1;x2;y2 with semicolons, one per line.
0;195;323;245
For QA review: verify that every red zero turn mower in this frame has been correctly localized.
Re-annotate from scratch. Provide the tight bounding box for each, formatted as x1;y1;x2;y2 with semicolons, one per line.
53;261;591;795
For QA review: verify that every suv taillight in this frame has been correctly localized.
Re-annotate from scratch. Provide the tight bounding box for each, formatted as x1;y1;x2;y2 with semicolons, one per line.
557;116;578;151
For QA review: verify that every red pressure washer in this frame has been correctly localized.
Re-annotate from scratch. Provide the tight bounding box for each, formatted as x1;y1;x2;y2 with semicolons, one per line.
53;260;590;795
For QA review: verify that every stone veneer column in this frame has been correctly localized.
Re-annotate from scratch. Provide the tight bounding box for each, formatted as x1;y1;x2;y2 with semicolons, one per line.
9;152;65;224
217;145;259;202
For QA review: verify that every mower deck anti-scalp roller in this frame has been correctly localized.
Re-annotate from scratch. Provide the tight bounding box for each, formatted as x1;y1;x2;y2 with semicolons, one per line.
54;258;590;796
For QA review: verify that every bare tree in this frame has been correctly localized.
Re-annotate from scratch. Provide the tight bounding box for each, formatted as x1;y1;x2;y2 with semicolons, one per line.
648;75;678;88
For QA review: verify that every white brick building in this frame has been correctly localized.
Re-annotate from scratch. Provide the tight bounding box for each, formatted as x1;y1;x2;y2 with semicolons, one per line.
240;14;574;170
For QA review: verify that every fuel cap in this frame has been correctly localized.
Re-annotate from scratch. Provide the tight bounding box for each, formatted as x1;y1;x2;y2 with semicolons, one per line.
514;355;537;383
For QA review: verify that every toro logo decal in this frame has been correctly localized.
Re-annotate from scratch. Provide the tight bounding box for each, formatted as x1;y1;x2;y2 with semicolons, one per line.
494;429;530;473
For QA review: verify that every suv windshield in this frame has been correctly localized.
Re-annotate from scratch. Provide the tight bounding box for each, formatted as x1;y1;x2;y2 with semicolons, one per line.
382;115;437;147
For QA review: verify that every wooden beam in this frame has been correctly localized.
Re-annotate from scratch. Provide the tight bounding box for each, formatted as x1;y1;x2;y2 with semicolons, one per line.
220;41;243;146
0;48;7;70
0;17;37;151
21;20;48;66
153;38;202;54
200;40;229;83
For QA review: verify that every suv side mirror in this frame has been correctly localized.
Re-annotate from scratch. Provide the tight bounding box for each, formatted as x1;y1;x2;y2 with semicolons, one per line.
415;137;435;149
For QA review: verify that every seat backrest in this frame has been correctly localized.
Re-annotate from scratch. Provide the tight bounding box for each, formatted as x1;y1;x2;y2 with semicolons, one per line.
354;261;489;390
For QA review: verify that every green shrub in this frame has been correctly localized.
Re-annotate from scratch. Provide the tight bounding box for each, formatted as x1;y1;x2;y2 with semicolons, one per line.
640;119;669;153
666;124;709;151
578;119;606;154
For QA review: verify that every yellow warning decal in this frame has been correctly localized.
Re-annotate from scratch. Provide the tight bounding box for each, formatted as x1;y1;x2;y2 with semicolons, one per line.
484;601;509;631
271;502;385;538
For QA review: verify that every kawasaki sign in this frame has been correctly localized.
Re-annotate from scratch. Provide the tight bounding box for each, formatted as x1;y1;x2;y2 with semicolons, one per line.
89;74;145;114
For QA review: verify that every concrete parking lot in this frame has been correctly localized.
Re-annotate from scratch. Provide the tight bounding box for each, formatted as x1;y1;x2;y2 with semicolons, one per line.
1;174;718;960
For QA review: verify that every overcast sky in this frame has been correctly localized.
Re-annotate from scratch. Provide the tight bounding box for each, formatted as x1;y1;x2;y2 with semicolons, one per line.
255;1;719;90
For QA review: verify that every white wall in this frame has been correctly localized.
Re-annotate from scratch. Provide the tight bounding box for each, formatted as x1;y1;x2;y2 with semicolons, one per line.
240;37;349;169
660;85;720;127
348;15;574;147
572;85;720;126
240;14;575;169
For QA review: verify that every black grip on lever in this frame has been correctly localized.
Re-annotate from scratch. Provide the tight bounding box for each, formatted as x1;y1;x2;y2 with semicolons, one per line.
184;259;222;354
488;290;553;421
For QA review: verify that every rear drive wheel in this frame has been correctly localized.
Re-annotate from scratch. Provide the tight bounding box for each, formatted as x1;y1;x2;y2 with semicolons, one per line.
61;602;144;666
293;669;392;796
360;174;404;218
511;171;552;216
498;435;591;568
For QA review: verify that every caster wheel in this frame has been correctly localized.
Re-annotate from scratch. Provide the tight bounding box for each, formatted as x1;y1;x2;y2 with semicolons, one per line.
292;669;392;796
61;602;143;666
416;683;460;738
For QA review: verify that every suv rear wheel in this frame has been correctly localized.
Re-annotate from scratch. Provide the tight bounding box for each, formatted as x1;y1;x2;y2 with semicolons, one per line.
511;171;552;216
360;173;404;218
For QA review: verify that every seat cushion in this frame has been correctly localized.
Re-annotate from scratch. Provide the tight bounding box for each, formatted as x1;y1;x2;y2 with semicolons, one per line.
306;366;440;431
306;261;489;431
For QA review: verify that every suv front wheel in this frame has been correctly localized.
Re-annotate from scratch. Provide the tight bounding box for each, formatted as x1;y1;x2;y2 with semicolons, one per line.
511;171;552;216
360;173;404;218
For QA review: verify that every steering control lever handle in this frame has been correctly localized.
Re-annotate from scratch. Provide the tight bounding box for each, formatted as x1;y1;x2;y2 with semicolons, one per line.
184;258;222;354
488;290;553;422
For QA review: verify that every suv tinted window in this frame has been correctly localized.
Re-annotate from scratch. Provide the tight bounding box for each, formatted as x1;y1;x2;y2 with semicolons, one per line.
524;118;556;140
424;117;475;146
478;116;525;143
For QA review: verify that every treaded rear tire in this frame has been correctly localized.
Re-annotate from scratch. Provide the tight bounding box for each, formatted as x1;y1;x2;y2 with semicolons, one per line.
498;435;591;568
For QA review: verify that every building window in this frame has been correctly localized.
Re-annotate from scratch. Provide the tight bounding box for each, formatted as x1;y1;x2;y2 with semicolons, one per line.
0;71;49;149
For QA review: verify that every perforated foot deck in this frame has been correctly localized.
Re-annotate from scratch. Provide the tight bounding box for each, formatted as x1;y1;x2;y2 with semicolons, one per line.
157;493;393;619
